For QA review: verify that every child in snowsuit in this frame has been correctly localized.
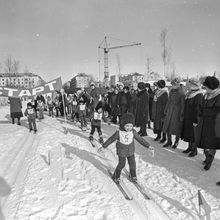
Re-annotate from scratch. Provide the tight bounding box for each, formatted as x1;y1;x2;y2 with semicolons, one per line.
47;96;54;117
37;99;45;120
71;94;78;122
76;98;88;131
99;113;153;183
89;101;107;144
24;102;37;133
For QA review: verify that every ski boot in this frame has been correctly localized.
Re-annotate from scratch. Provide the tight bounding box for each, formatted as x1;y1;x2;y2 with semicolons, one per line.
99;137;104;144
89;135;94;142
129;174;137;183
112;172;120;184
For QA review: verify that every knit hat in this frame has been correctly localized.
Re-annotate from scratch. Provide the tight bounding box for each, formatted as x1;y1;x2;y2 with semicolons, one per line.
171;78;180;85
145;83;151;88
120;113;135;130
203;76;219;90
90;82;95;86
137;82;146;90
95;101;102;111
27;102;32;107
157;80;166;89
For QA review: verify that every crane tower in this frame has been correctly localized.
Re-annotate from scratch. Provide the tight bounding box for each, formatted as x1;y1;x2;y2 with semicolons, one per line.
98;36;141;85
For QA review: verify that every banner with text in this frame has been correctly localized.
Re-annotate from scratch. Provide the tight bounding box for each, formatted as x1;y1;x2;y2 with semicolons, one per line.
0;77;62;97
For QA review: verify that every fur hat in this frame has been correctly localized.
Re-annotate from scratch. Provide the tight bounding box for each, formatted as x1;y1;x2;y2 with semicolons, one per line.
187;78;200;90
137;82;146;90
90;82;95;86
95;101;103;111
171;78;181;85
120;113;135;129
157;80;166;89
203;76;219;90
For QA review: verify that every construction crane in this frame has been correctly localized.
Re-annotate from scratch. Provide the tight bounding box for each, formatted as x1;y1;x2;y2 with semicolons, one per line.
98;36;141;85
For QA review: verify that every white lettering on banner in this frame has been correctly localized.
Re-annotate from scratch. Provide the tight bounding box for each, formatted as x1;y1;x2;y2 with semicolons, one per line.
4;88;18;97
45;81;56;90
32;86;44;96
18;90;32;97
119;131;133;145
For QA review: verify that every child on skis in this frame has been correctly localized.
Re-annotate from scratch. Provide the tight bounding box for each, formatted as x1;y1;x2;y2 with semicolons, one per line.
89;101;108;144
70;94;78;122
47;96;54;117
37;99;45;120
76;97;88;131
98;112;154;183
24;102;37;133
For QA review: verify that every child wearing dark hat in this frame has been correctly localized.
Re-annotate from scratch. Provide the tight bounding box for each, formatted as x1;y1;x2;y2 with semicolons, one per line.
24;102;37;133
98;113;154;183
89;101;108;144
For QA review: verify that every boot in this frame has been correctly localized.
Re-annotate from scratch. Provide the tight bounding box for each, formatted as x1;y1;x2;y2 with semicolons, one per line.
99;137;104;144
202;150;209;165
154;133;161;141
163;141;172;148
89;135;93;142
172;141;179;149
216;181;220;186
183;148;192;153
188;148;197;157
204;154;214;170
160;133;166;143
113;169;121;184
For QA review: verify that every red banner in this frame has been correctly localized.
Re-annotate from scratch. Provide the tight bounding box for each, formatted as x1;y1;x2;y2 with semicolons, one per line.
0;77;62;97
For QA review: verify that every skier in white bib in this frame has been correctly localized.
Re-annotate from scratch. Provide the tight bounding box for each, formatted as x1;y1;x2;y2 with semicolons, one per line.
99;113;153;183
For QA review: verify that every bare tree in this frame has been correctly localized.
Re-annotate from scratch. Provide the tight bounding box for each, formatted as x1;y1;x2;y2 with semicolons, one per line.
13;60;20;74
116;54;121;77
160;28;172;78
4;56;14;74
170;62;177;80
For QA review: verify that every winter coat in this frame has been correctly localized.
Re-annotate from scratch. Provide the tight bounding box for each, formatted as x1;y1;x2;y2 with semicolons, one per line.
162;87;185;135
181;91;203;143
24;108;36;120
118;92;131;115
129;91;138;116
8;97;23;118
76;104;87;117
103;129;150;157
135;89;149;126
153;88;169;133
110;93;120;117
148;88;154;121
196;89;220;149
91;111;108;127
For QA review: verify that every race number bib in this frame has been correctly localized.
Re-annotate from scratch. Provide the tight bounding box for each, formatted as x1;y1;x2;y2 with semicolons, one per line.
80;104;86;111
119;131;133;145
27;109;34;114
94;112;102;120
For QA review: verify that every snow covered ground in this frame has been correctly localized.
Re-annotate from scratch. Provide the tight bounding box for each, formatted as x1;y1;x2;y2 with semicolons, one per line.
0;102;220;220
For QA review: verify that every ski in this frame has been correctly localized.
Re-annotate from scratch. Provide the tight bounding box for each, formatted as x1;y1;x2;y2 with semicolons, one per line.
89;140;96;148
124;170;150;200
107;169;133;200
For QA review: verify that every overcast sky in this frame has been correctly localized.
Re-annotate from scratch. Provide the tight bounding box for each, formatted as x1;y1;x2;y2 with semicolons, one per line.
0;0;219;82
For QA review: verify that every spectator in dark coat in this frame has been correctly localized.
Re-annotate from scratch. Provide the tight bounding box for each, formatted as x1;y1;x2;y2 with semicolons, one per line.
152;80;169;142
162;78;185;148
181;79;203;157
118;86;131;117
8;97;23;125
146;83;154;128
196;76;220;171
135;82;149;136
129;88;138;116
110;88;120;124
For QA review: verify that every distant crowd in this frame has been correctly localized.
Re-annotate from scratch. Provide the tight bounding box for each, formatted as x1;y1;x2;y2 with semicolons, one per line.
7;75;220;185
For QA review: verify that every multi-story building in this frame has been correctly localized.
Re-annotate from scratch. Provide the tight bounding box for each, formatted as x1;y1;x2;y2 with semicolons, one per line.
0;73;44;88
119;72;145;87
70;73;90;91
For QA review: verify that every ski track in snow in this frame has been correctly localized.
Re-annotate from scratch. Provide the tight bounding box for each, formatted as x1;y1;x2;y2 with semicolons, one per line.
0;104;220;219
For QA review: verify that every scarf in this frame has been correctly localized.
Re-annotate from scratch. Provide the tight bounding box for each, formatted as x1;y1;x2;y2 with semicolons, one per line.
185;89;203;100
204;88;220;100
153;87;169;102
